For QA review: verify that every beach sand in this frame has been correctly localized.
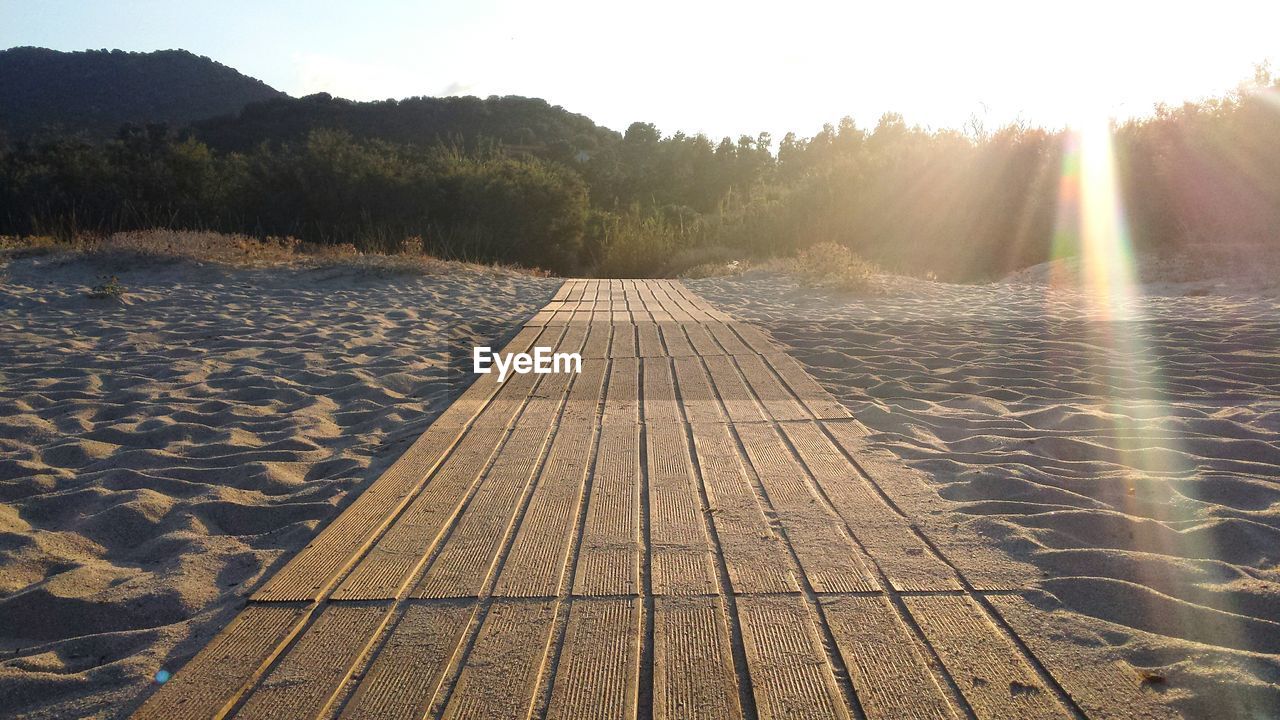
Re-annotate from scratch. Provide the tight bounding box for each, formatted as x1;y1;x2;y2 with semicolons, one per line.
0;249;557;718
693;271;1280;717
5;240;1279;719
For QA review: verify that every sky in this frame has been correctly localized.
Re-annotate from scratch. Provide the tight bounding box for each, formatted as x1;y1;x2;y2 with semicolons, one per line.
3;0;1277;141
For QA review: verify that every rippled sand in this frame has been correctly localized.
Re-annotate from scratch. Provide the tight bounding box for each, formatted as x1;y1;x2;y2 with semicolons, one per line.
0;252;556;718
693;272;1280;718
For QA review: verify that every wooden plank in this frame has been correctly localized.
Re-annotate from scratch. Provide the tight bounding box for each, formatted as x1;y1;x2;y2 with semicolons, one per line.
781;422;961;591
551;281;574;302
658;322;695;357
727;322;778;356
546;598;642;720
904;595;1072;719
162;281;1092;720
443;600;557;720
554;322;589;355
560;350;607;425
762;352;851;419
664;303;695;323
656;280;707;318
573;423;642;596
422;358;598;596
331;423;510;600
492;420;597;597
702;355;764;423
544;310;569;325
732;354;809;421
672;357;725;424
252;330;547;602
636;279;661;311
637;322;665;357
338;601;475;720
449;325;558;426
621;280;639;308
235;604;392;720
705;322;752;355
653;597;743;720
987;595;1174;720
612;323;637;356
682;323;723;356
642;359;682;425
475;345;557;426
737;594;852;720
582;322;612;358
647;283;683;314
133;605;308;720
734;423;879;593
821;420;1040;590
669;281;731;322
412;423;557;599
687;422;798;594
821;595;960;720
603;357;640;424
646;423;718;596
519;366;572;427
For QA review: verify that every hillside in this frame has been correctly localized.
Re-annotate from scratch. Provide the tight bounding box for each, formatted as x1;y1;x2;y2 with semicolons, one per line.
191;92;621;157
0;47;284;140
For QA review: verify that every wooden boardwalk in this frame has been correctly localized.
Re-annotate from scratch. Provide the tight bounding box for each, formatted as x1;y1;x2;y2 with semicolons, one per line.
134;280;1167;720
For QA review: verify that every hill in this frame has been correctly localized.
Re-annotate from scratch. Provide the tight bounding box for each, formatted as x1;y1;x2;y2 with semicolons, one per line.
0;47;285;140
191;92;621;158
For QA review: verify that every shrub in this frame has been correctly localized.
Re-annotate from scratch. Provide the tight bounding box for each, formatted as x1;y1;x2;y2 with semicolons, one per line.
790;241;879;292
86;275;125;299
595;213;674;278
668;245;742;278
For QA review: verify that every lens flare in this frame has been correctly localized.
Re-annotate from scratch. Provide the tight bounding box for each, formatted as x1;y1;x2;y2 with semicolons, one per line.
1048;113;1245;649
1052;116;1137;320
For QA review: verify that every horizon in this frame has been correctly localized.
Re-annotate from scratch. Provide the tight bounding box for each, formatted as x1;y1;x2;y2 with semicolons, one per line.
3;0;1277;141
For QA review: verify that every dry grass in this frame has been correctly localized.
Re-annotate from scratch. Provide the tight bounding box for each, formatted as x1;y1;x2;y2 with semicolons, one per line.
788;241;881;292
670;245;749;278
1;230;550;277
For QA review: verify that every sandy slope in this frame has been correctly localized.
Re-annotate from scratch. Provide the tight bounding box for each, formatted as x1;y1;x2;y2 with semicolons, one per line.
692;272;1280;718
0;252;556;718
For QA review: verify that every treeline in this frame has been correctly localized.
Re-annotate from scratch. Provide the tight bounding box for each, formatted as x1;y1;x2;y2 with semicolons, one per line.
0;127;589;270
192;93;616;158
3;76;1278;279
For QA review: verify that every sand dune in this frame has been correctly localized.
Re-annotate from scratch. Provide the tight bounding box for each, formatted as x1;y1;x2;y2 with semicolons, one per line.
0;251;556;718
693;272;1280;718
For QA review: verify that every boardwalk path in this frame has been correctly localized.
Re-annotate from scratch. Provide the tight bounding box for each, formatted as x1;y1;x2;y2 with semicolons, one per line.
135;279;1167;719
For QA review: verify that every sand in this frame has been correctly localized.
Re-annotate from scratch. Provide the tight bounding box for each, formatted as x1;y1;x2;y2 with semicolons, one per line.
691;270;1280;717
0;249;557;718
5;242;1279;719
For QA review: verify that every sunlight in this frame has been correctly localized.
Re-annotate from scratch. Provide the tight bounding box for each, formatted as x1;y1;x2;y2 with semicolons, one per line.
1053;116;1138;320
1049;111;1247;649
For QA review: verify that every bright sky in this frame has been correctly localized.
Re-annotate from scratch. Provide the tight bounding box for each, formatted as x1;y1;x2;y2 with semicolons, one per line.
3;0;1276;141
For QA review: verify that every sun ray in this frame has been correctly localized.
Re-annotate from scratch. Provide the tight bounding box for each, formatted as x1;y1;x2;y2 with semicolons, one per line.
1047;112;1248;648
